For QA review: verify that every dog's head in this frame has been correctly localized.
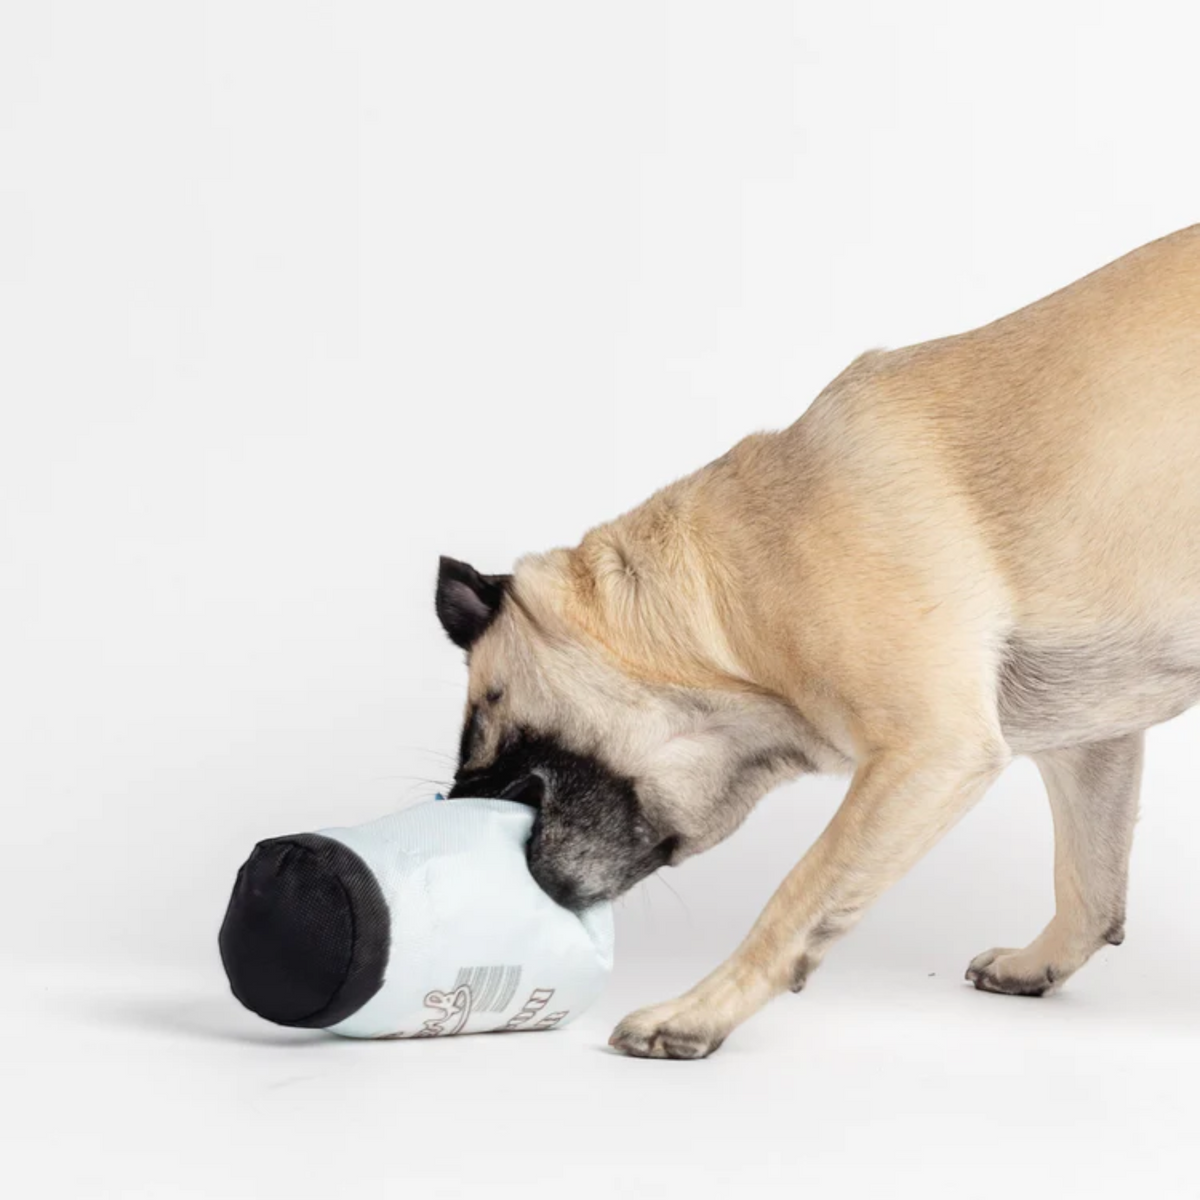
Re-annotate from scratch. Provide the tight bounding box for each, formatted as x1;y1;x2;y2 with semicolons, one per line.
435;546;826;910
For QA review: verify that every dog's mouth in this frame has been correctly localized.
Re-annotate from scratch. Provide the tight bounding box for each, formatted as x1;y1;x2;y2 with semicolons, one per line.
447;756;678;910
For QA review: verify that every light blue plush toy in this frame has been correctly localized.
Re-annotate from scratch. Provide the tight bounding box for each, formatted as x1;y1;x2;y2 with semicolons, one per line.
219;798;614;1039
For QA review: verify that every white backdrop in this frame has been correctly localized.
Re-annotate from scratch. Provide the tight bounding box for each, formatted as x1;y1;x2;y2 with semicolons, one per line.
2;4;1198;1198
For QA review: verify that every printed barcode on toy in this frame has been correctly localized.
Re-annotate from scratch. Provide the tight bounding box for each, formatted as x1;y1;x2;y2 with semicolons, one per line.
453;965;522;1013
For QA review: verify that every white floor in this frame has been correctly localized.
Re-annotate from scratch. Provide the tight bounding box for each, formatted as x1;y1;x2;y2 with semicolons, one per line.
6;945;1197;1200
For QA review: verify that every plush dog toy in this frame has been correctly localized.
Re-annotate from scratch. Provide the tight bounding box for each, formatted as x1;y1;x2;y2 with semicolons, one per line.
219;797;614;1039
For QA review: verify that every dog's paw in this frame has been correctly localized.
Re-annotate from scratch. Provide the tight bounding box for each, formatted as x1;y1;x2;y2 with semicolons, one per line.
966;946;1062;997
608;999;727;1060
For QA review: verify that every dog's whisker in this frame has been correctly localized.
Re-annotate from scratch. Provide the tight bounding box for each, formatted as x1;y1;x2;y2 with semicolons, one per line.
391;745;459;764
649;869;691;920
374;774;453;786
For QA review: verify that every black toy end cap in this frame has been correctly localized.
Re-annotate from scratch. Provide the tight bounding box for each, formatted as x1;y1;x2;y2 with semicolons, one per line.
218;833;390;1029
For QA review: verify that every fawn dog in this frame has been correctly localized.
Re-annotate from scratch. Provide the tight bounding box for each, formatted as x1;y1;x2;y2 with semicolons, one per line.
436;226;1200;1057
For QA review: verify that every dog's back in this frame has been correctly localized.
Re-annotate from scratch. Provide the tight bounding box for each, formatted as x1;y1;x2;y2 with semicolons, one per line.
894;224;1200;618
802;225;1200;749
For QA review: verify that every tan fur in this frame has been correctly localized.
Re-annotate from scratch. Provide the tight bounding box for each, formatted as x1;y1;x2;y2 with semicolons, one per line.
464;225;1200;1057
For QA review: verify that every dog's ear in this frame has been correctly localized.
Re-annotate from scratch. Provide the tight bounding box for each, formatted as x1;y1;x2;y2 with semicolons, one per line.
436;556;511;650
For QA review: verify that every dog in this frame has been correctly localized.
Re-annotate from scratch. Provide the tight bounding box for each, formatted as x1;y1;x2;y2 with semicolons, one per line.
436;224;1200;1058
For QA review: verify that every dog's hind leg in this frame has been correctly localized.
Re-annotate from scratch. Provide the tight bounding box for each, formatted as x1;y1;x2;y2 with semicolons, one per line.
967;731;1143;996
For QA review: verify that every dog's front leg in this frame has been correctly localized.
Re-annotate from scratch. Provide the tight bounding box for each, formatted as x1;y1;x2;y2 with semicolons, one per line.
609;739;1008;1059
